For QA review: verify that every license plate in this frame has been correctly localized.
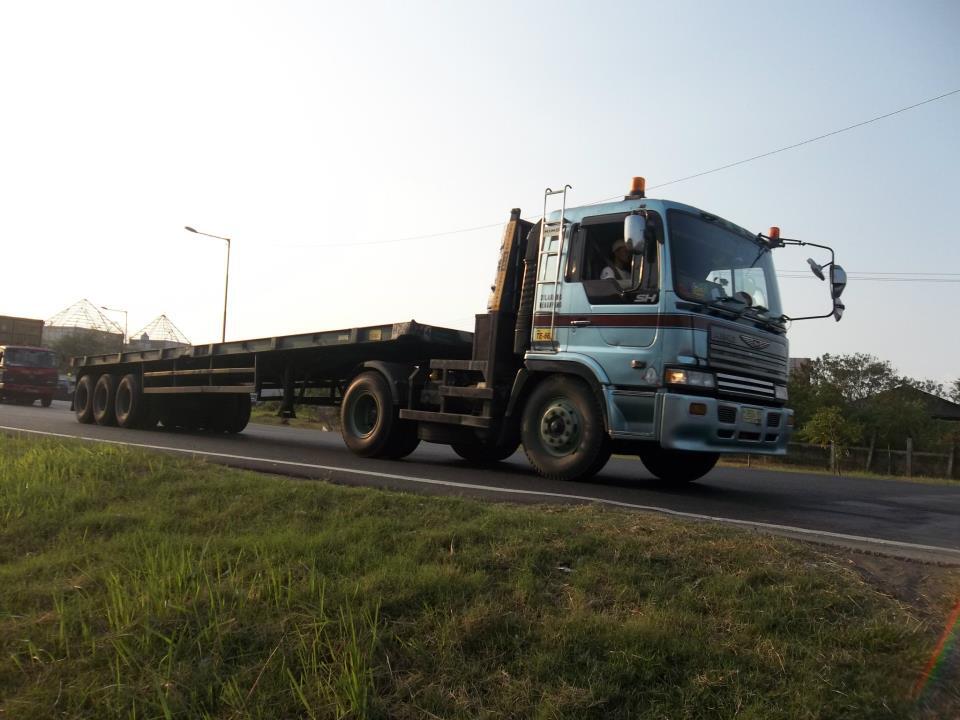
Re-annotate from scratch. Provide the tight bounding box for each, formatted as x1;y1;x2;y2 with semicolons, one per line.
742;407;762;425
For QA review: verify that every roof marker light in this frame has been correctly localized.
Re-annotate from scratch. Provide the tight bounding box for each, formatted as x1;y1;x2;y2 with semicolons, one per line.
625;176;646;200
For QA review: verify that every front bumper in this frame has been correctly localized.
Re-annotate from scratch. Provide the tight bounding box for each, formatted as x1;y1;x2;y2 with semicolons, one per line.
0;382;55;398
658;392;792;454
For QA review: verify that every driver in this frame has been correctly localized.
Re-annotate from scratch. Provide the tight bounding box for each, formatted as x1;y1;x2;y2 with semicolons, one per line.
601;239;632;282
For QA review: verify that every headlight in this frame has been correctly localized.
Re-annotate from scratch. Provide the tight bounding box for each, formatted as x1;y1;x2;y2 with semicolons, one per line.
664;368;715;388
775;385;788;401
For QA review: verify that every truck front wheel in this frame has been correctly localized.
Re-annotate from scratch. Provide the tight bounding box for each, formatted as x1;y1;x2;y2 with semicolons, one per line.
521;375;610;481
341;371;419;459
639;447;719;483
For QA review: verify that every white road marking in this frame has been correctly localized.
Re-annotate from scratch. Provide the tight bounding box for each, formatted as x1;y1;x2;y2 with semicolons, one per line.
3;424;959;561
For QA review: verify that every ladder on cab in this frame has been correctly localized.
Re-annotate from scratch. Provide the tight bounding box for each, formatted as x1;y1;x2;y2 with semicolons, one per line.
532;184;572;353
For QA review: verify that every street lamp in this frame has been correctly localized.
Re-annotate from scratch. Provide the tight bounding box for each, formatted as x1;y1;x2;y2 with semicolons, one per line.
185;226;231;343
101;306;128;351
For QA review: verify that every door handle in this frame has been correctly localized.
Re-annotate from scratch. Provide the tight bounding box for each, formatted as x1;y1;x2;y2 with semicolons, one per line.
570;320;591;327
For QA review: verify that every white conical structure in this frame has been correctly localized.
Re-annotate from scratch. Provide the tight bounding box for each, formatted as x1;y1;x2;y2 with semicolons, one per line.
128;315;190;350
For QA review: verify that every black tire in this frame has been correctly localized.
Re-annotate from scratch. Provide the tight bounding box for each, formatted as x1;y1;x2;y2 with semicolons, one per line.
41;396;53;408
340;371;415;458
639;447;719;483
92;374;118;426
115;374;144;429
383;422;421;459
451;441;519;464
520;375;610;481
224;394;252;434
75;375;96;424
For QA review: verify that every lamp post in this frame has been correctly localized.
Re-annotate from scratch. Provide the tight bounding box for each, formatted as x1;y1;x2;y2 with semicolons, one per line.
101;306;128;351
185;226;231;342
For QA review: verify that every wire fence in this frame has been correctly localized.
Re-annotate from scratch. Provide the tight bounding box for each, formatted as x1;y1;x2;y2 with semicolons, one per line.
729;442;957;480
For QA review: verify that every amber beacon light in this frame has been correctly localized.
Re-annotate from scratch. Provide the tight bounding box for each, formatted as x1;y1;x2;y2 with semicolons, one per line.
626;176;646;199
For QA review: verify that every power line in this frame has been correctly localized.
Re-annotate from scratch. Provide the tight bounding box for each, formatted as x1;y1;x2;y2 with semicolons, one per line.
284;87;959;249
591;88;960;201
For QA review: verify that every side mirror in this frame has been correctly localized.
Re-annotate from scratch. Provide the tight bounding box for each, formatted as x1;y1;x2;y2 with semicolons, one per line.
807;257;825;281
830;265;847;298
625;214;647;255
832;298;845;322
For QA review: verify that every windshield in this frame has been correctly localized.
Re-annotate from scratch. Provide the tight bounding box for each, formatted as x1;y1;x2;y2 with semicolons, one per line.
668;210;783;317
2;348;57;368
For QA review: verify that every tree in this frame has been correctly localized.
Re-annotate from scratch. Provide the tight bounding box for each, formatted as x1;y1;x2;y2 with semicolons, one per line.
807;353;900;405
49;332;119;374
799;406;863;474
949;379;960;404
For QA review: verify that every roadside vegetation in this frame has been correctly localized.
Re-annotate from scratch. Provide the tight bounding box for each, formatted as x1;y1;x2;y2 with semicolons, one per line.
250;401;339;430
2;435;957;719
788;354;959;479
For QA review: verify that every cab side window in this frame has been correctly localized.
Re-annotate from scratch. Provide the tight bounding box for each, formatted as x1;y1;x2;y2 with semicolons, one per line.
567;213;660;304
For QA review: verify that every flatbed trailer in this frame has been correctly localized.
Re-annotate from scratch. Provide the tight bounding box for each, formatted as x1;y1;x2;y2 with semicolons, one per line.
72;178;846;482
72;321;473;440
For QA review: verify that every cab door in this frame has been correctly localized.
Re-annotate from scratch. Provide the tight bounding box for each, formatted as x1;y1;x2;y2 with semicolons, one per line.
561;213;662;388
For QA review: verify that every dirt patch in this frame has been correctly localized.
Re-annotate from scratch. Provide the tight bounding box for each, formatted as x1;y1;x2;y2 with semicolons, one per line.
826;550;960;716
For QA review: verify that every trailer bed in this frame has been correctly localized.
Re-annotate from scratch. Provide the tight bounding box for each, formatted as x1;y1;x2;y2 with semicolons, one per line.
73;320;473;401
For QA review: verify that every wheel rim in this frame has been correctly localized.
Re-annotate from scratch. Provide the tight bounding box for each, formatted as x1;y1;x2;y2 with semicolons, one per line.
348;392;379;438
538;398;582;457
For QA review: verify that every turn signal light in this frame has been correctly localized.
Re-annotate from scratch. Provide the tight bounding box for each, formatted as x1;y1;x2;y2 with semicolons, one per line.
689;402;707;416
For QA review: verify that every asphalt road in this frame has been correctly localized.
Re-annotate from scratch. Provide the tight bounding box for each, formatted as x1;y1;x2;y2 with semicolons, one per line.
2;400;959;564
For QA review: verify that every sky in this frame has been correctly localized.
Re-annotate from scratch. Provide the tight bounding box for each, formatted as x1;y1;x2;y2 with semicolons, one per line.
1;0;958;383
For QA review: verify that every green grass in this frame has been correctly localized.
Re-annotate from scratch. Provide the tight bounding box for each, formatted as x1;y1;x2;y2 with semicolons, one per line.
0;435;954;719
250;402;339;430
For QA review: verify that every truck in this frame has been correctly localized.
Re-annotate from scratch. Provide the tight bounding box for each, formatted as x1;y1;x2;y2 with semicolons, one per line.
70;177;847;482
0;316;58;407
0;345;59;407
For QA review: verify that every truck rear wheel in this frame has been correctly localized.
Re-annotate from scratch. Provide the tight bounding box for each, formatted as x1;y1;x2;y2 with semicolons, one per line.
92;374;118;426
451;441;519;464
224;394;252;434
75;375;96;424
520;375;610;481
115;374;144;429
41;396;53;408
341;371;418;458
639;448;719;483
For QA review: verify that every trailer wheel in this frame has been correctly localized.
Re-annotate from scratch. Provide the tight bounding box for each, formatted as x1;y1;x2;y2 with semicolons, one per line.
115;374;144;429
521;375;610;481
451;441;519;464
92;374;118;426
341;371;413;458
224;394;252;434
639;448;719;483
74;376;96;423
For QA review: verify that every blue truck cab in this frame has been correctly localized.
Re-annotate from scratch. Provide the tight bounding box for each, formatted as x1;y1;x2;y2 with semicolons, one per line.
499;177;845;481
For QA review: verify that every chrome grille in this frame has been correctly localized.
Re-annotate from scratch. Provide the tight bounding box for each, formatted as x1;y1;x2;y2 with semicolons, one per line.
716;372;776;401
709;327;787;382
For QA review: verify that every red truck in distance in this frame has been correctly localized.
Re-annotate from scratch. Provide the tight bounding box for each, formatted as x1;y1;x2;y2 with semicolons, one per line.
0;345;59;407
